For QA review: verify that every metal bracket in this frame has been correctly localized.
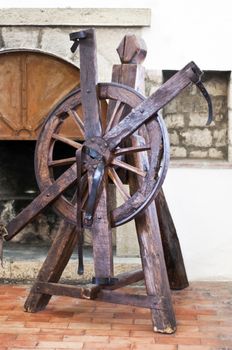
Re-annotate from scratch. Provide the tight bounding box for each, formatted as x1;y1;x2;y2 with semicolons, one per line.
92;277;118;286
69;30;88;53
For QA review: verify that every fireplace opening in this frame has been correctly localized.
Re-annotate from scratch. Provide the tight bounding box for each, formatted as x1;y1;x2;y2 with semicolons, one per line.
0;140;77;245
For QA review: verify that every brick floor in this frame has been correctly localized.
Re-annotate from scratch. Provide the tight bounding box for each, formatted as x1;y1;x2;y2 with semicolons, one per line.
0;282;232;349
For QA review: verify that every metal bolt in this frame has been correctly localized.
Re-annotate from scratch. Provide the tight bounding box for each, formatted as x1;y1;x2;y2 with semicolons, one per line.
86;89;91;93
140;108;145;113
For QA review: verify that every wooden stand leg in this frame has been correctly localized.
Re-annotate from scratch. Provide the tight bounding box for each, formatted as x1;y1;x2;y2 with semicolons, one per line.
155;189;189;290
24;220;78;312
135;203;176;333
129;135;176;333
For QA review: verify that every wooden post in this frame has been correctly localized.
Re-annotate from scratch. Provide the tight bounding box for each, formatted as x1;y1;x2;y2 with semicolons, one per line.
112;34;188;290
78;29;113;282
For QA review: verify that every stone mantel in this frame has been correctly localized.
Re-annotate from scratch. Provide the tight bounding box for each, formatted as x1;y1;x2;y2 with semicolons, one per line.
0;8;151;27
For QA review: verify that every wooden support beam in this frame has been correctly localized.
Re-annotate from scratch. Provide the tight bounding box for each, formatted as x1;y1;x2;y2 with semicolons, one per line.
24;220;78;312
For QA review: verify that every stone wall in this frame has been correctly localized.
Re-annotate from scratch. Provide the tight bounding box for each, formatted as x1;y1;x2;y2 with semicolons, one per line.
146;71;229;160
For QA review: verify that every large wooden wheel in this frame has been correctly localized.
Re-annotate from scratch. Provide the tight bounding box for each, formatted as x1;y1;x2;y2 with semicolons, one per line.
35;82;169;227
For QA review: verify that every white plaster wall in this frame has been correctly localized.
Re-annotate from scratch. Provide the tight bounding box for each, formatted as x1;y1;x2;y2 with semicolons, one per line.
163;168;232;281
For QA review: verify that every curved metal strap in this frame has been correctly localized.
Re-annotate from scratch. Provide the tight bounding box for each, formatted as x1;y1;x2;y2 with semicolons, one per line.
84;160;105;227
195;80;213;125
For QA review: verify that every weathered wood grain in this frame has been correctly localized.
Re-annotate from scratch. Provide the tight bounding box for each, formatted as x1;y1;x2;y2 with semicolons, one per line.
155;189;189;290
131;135;176;333
79;28;102;138
24;220;78;312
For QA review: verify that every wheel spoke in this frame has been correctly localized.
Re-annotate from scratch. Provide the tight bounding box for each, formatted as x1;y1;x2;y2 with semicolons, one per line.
111;158;146;177
52;133;82;149
68;109;85;137
105;101;125;133
114;145;151;156
48;157;76;167
108;167;130;201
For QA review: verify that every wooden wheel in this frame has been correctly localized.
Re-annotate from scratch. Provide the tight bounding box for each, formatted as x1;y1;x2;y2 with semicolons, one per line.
35;82;169;227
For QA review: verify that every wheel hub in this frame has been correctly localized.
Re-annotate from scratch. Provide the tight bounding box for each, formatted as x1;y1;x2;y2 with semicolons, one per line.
83;137;112;171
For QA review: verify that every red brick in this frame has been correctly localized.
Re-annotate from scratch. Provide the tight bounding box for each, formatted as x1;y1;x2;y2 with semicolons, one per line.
132;345;177;350
0;327;40;334
85;329;129;337
112;323;151;331
155;337;201;345
63;335;109;342
178;346;212;350
68;322;111;330
25;322;68;329
5;339;37;348
40;328;85;336
17;334;63;341
83;343;130;349
36;341;83;349
0;334;17;341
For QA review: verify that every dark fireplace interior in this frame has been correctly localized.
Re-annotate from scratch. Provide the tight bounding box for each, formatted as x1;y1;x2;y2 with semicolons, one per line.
0;140;74;245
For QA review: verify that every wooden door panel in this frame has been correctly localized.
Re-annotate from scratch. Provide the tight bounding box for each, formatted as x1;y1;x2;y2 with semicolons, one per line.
0;50;80;140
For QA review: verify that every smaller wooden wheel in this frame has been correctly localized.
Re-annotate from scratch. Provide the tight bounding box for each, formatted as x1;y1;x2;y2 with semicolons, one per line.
35;82;169;227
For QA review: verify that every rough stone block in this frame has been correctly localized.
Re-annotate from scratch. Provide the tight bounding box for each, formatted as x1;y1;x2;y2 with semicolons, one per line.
214;113;225;122
165;113;185;128
180;128;213;147
213;129;227;147
40;28;73;60
189;150;208;158
169;130;179;145
213;96;227;115
1;27;39;49
206;79;228;96
145;69;163;85
170;146;187;158
189;112;209;127
208;148;224;159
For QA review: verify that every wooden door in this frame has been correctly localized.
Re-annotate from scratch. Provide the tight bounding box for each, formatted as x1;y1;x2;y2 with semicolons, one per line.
0;50;80;140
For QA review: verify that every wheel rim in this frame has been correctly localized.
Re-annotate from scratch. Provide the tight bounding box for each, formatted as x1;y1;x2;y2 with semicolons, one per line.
35;82;169;227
